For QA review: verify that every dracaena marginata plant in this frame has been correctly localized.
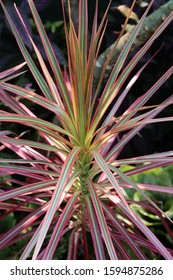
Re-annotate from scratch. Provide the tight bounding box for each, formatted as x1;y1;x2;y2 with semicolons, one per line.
0;0;173;260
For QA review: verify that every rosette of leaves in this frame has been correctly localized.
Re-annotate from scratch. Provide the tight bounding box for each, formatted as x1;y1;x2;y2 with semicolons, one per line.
0;0;173;260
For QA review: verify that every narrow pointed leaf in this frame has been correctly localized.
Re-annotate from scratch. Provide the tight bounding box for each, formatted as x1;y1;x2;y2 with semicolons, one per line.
0;0;54;102
87;180;118;259
110;165;172;223
85;194;106;259
43;190;81;259
91;151;131;211
32;147;81;259
99;186;173;260
27;0;74;118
